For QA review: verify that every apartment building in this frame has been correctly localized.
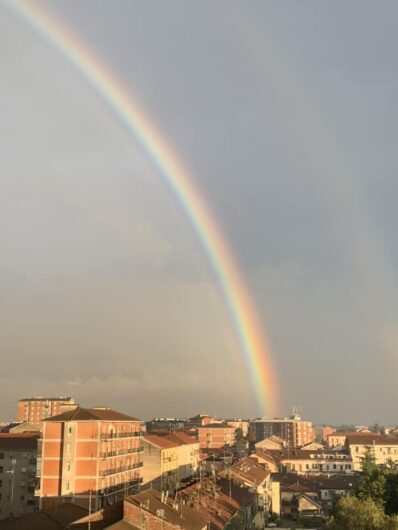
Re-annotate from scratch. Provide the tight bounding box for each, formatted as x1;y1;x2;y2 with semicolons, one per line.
39;406;142;511
141;432;199;492
314;425;335;443
327;431;378;448
145;418;187;434
345;434;398;471
197;424;236;449
250;414;315;448
17;397;76;423
0;433;39;520
281;448;353;475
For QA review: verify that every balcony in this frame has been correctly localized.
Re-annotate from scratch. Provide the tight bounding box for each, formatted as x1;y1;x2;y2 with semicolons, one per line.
100;431;142;440
101;478;141;497
99;462;143;477
99;447;143;458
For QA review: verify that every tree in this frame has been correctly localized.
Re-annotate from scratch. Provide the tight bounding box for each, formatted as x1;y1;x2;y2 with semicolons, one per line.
334;424;356;432
357;447;386;508
385;472;398;516
234;427;244;441
327;496;389;530
369;423;381;434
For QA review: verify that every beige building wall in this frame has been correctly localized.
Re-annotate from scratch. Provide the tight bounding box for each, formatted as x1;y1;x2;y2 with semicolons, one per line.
349;442;398;471
271;481;280;516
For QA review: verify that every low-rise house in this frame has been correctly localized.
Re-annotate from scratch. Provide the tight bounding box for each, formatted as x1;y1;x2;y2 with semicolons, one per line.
345;434;398;471
251;450;280;473
296;494;322;517
180;477;259;530
105;488;208;530
224;457;272;510
255;435;285;452
274;473;359;518
318;476;359;510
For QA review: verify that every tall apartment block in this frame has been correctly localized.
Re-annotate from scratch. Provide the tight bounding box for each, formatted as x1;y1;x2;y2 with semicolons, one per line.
38;407;142;511
17;397;76;423
0;433;39;520
250;413;315;448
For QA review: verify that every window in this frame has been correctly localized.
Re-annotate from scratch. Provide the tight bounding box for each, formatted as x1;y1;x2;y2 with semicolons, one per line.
333;464;337;470
68;426;73;434
0;453;3;460
65;482;70;491
0;467;3;474
66;463;71;472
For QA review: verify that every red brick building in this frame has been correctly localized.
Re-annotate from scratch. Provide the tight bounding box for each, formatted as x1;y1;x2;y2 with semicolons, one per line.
39;407;142;511
17;397;75;423
197;424;236;449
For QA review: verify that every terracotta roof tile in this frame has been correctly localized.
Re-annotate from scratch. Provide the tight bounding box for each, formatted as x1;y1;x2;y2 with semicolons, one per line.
44;407;140;422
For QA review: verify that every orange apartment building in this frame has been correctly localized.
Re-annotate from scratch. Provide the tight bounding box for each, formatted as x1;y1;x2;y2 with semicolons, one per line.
197;424;236;449
39;407;142;511
17;397;76;423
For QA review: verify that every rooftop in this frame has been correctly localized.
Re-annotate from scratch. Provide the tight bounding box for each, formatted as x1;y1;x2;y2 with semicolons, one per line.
226;456;270;486
143;432;198;449
0;433;40;451
126;489;207;530
346;434;398;446
18;396;74;402
44;406;140;423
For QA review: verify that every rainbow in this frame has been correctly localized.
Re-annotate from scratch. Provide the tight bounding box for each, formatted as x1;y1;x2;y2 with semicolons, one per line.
4;0;279;416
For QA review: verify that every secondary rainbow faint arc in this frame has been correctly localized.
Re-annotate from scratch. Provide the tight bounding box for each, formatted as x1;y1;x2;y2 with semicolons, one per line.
5;0;279;416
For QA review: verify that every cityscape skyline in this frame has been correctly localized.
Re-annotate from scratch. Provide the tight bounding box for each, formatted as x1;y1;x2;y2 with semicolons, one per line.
2;1;398;424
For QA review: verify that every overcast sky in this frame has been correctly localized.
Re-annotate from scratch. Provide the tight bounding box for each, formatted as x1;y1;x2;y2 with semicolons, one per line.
1;1;398;425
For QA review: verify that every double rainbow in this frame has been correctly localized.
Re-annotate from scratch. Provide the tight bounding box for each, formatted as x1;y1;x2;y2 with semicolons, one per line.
4;0;279;416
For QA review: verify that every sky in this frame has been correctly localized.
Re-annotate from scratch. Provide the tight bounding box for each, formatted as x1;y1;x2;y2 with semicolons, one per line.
1;0;398;425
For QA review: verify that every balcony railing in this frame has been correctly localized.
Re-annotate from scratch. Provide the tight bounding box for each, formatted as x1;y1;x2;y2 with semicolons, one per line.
100;447;143;458
99;462;143;477
101;478;141;497
100;431;142;440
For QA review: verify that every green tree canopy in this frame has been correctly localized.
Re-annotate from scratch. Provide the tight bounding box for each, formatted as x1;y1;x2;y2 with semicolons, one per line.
357;447;386;507
327;496;395;530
